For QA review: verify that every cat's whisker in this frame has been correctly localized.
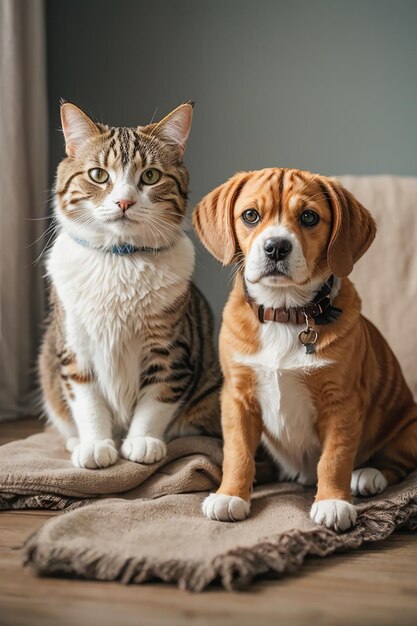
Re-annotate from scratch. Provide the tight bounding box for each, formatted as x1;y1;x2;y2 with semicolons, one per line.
32;227;58;266
146;213;185;237
27;222;58;248
25;215;54;222
150;218;184;237
146;215;183;235
145;221;175;250
144;218;180;251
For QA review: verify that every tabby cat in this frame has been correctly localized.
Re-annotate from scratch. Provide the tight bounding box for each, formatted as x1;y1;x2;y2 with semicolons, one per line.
39;101;220;469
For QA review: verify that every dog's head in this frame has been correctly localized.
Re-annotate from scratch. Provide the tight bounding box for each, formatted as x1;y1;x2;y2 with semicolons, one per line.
193;168;376;288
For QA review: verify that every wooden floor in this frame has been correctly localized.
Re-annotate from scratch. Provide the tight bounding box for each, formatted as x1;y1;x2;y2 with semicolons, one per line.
1;419;417;626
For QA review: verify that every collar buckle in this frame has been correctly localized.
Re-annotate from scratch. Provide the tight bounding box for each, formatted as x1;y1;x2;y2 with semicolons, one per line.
258;304;265;323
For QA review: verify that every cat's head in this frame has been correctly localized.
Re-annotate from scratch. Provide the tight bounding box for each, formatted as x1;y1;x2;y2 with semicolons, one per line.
54;101;193;249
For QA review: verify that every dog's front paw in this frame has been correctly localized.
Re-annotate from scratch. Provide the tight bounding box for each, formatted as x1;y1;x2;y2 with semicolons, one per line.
71;439;118;469
202;493;250;522
310;499;357;532
120;436;167;464
351;468;388;497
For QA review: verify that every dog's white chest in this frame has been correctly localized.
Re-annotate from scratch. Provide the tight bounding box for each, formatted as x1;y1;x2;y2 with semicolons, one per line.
235;323;324;483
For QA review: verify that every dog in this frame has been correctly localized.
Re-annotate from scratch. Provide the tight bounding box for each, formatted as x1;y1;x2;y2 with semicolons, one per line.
193;167;417;531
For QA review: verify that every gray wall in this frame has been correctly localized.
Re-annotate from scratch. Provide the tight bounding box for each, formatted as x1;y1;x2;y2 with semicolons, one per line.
46;0;417;328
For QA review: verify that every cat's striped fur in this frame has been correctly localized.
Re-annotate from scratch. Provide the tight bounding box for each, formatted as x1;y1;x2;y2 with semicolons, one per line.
39;102;220;469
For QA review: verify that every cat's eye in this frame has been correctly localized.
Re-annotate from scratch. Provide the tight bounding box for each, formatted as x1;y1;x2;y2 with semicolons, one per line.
88;168;109;184
140;168;161;185
300;210;320;228
242;209;260;225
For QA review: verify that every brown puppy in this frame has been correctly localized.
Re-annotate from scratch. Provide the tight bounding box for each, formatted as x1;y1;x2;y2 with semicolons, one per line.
193;168;417;531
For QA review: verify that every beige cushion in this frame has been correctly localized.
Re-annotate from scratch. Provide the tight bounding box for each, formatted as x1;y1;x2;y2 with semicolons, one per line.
338;175;417;398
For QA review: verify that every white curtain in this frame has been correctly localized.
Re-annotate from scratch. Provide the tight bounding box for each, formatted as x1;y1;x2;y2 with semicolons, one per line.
0;0;48;420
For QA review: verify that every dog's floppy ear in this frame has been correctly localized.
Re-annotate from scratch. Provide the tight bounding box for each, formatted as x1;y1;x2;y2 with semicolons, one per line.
322;178;377;277
193;172;249;265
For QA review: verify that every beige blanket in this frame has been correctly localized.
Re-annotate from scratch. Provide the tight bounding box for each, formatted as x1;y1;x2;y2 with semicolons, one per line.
0;431;223;508
1;430;417;591
339;175;417;397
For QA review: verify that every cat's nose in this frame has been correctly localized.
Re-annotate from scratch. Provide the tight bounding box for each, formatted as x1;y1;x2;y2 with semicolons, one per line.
116;199;135;212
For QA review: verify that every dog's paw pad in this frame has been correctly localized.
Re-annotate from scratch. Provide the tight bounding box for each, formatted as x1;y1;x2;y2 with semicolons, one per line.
202;493;250;522
351;468;388;496
71;439;118;469
310;499;357;532
120;436;167;464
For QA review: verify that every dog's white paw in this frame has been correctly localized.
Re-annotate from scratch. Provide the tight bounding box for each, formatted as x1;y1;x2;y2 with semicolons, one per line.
71;439;118;469
202;493;250;522
120;436;167;464
351;468;388;497
310;499;357;532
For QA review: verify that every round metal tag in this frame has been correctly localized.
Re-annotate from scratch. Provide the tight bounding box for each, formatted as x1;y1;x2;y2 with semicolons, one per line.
298;327;318;346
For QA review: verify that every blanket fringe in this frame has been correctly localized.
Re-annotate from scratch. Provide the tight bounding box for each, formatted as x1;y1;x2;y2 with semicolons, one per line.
23;489;417;591
0;493;94;511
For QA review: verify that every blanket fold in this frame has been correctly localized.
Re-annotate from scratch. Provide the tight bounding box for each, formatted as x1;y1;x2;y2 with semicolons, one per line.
0;431;224;509
1;429;417;590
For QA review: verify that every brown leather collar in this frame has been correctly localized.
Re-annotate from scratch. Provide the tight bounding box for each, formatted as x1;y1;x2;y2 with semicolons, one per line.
244;275;341;326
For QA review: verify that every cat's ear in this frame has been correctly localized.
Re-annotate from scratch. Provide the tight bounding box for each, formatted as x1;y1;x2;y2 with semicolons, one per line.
150;102;193;155
60;102;100;158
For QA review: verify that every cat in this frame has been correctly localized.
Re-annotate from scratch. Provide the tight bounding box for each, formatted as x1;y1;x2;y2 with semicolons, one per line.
39;101;221;469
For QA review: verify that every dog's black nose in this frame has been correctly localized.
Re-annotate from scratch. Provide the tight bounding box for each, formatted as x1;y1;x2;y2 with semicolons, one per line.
264;237;292;261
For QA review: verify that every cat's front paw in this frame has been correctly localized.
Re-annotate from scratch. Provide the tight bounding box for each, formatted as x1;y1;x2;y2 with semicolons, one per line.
120;436;167;464
71;439;118;469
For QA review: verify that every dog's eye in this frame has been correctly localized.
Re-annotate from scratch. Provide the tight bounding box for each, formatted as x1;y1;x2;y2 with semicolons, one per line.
242;209;260;225
140;168;161;185
88;168;109;184
300;210;320;227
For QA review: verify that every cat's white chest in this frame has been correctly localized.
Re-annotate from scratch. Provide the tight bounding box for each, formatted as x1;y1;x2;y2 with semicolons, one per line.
49;234;192;338
47;233;193;421
235;323;327;483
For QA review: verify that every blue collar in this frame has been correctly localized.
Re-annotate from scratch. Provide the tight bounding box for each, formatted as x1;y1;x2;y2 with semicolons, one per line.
69;234;167;256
